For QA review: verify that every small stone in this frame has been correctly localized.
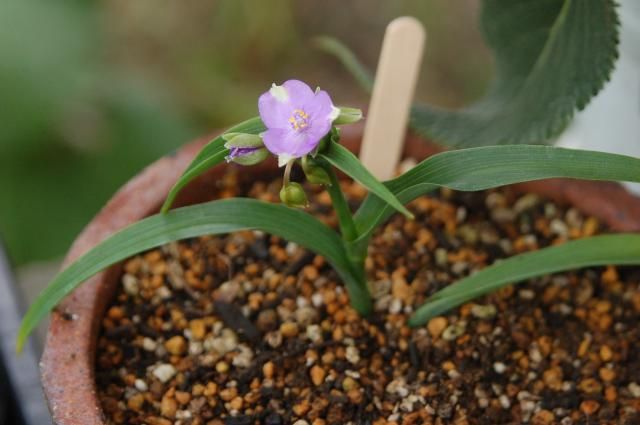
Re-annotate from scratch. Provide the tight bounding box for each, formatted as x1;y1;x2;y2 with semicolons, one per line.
345;346;360;364
442;322;466;341
388;298;402;314
189;319;207;340
427;317;448;339
134;379;148;392
310;365;326;386
161;395;177;418
215;361;230;374
579;378;602;394
122;274;139;296
265;331;283;348
580;400;600;415
295;306;318;327
435;248;448;266
499;394;511;409
599;367;616;382
165;336;187;356
471;304;497;319
532;409;554;425
543;366;563;391
263;361;275;379
493;362;507;374
342;376;358;391
256;309;278;332
175;391;191;405
219;387;237;402
391;277;414;304
232;344;253;368
127;393;145;411
292;399;310;416
599;345;613;362
152;364;176;383
142;337;157;352
628;382;640;397
306;324;322;343
293;421;310;425
280;322;299;338
228;396;243;411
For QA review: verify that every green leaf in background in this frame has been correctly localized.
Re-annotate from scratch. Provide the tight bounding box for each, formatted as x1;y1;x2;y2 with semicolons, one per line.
313;36;374;93
17;198;370;352
411;0;620;147
161;117;266;213
320;143;413;220
354;145;640;240
409;234;640;326
318;1;620;148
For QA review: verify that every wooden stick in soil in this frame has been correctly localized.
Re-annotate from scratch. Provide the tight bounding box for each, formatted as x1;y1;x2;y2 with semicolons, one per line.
359;16;426;180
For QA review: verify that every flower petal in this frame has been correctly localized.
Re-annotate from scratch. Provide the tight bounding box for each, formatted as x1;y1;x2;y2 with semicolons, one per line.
281;80;315;106
261;128;319;159
258;86;293;129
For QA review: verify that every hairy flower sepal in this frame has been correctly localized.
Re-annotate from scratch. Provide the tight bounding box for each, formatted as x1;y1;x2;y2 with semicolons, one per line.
333;107;363;125
301;156;331;185
223;133;268;165
279;182;309;208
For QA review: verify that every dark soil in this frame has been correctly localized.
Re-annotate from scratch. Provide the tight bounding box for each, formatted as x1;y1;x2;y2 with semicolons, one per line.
96;169;640;425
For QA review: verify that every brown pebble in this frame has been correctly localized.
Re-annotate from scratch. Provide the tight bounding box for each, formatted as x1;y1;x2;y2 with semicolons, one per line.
263;361;275;379
579;378;602;394
228;396;243;411
165;335;186;356
599;345;613;362
189;319;206;340
127;393;145;412
580;400;600;415
532;409;554;425
175;391;191;405
219;387;237;402
427;317;448;339
256;309;278;332
599;367;616;382
280;322;299;338
310;365;326;386
293;398;311;416
160;395;177;418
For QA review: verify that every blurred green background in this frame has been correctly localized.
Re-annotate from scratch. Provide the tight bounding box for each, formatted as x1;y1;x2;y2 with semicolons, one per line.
0;0;491;267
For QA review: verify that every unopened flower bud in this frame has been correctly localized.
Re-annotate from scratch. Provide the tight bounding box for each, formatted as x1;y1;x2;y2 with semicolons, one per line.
226;147;269;165
223;133;264;149
333;107;363;125
279;182;308;208
302;156;331;185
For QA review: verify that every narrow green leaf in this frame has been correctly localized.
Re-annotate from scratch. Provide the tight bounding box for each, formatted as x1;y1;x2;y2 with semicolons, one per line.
411;0;620;147
409;234;640;326
354;145;640;240
313;36;373;93
17;198;370;352
161;117;266;213
319;143;413;220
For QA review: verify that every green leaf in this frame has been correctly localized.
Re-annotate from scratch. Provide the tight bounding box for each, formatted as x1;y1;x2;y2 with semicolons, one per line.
17;198;371;352
411;0;620;147
319;143;413;220
161;117;266;213
313;36;373;93
409;234;640;326
354;145;640;240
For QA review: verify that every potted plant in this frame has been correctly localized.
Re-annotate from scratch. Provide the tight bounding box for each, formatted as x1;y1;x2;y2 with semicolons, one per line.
17;76;640;424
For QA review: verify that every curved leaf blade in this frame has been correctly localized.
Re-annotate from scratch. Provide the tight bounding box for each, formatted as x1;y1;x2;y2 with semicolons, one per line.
17;198;370;352
409;234;640;326
161;117;266;213
313;36;373;93
411;0;620;147
354;145;640;239
320;143;413;219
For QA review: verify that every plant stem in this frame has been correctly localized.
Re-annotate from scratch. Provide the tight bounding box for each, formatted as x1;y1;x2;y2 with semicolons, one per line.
325;166;359;242
322;163;372;315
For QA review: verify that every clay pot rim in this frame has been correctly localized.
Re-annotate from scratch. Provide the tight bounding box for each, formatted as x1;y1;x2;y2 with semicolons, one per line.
40;126;640;424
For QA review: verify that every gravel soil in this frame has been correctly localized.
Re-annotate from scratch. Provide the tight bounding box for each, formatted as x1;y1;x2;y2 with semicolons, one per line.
96;169;640;425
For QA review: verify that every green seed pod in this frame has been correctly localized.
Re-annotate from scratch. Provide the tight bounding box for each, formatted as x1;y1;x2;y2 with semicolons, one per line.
302;156;331;185
279;182;308;208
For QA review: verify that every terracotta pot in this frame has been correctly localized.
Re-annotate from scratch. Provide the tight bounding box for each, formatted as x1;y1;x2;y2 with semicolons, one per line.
40;126;640;424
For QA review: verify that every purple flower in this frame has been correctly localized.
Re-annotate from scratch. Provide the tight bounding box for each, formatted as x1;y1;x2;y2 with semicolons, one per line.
258;80;339;166
226;146;259;161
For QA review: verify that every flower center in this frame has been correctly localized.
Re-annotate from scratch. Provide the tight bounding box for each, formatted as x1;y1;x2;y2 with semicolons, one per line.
288;109;309;132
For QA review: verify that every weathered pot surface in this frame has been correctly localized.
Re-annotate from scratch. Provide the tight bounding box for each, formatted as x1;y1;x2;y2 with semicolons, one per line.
40;126;640;424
